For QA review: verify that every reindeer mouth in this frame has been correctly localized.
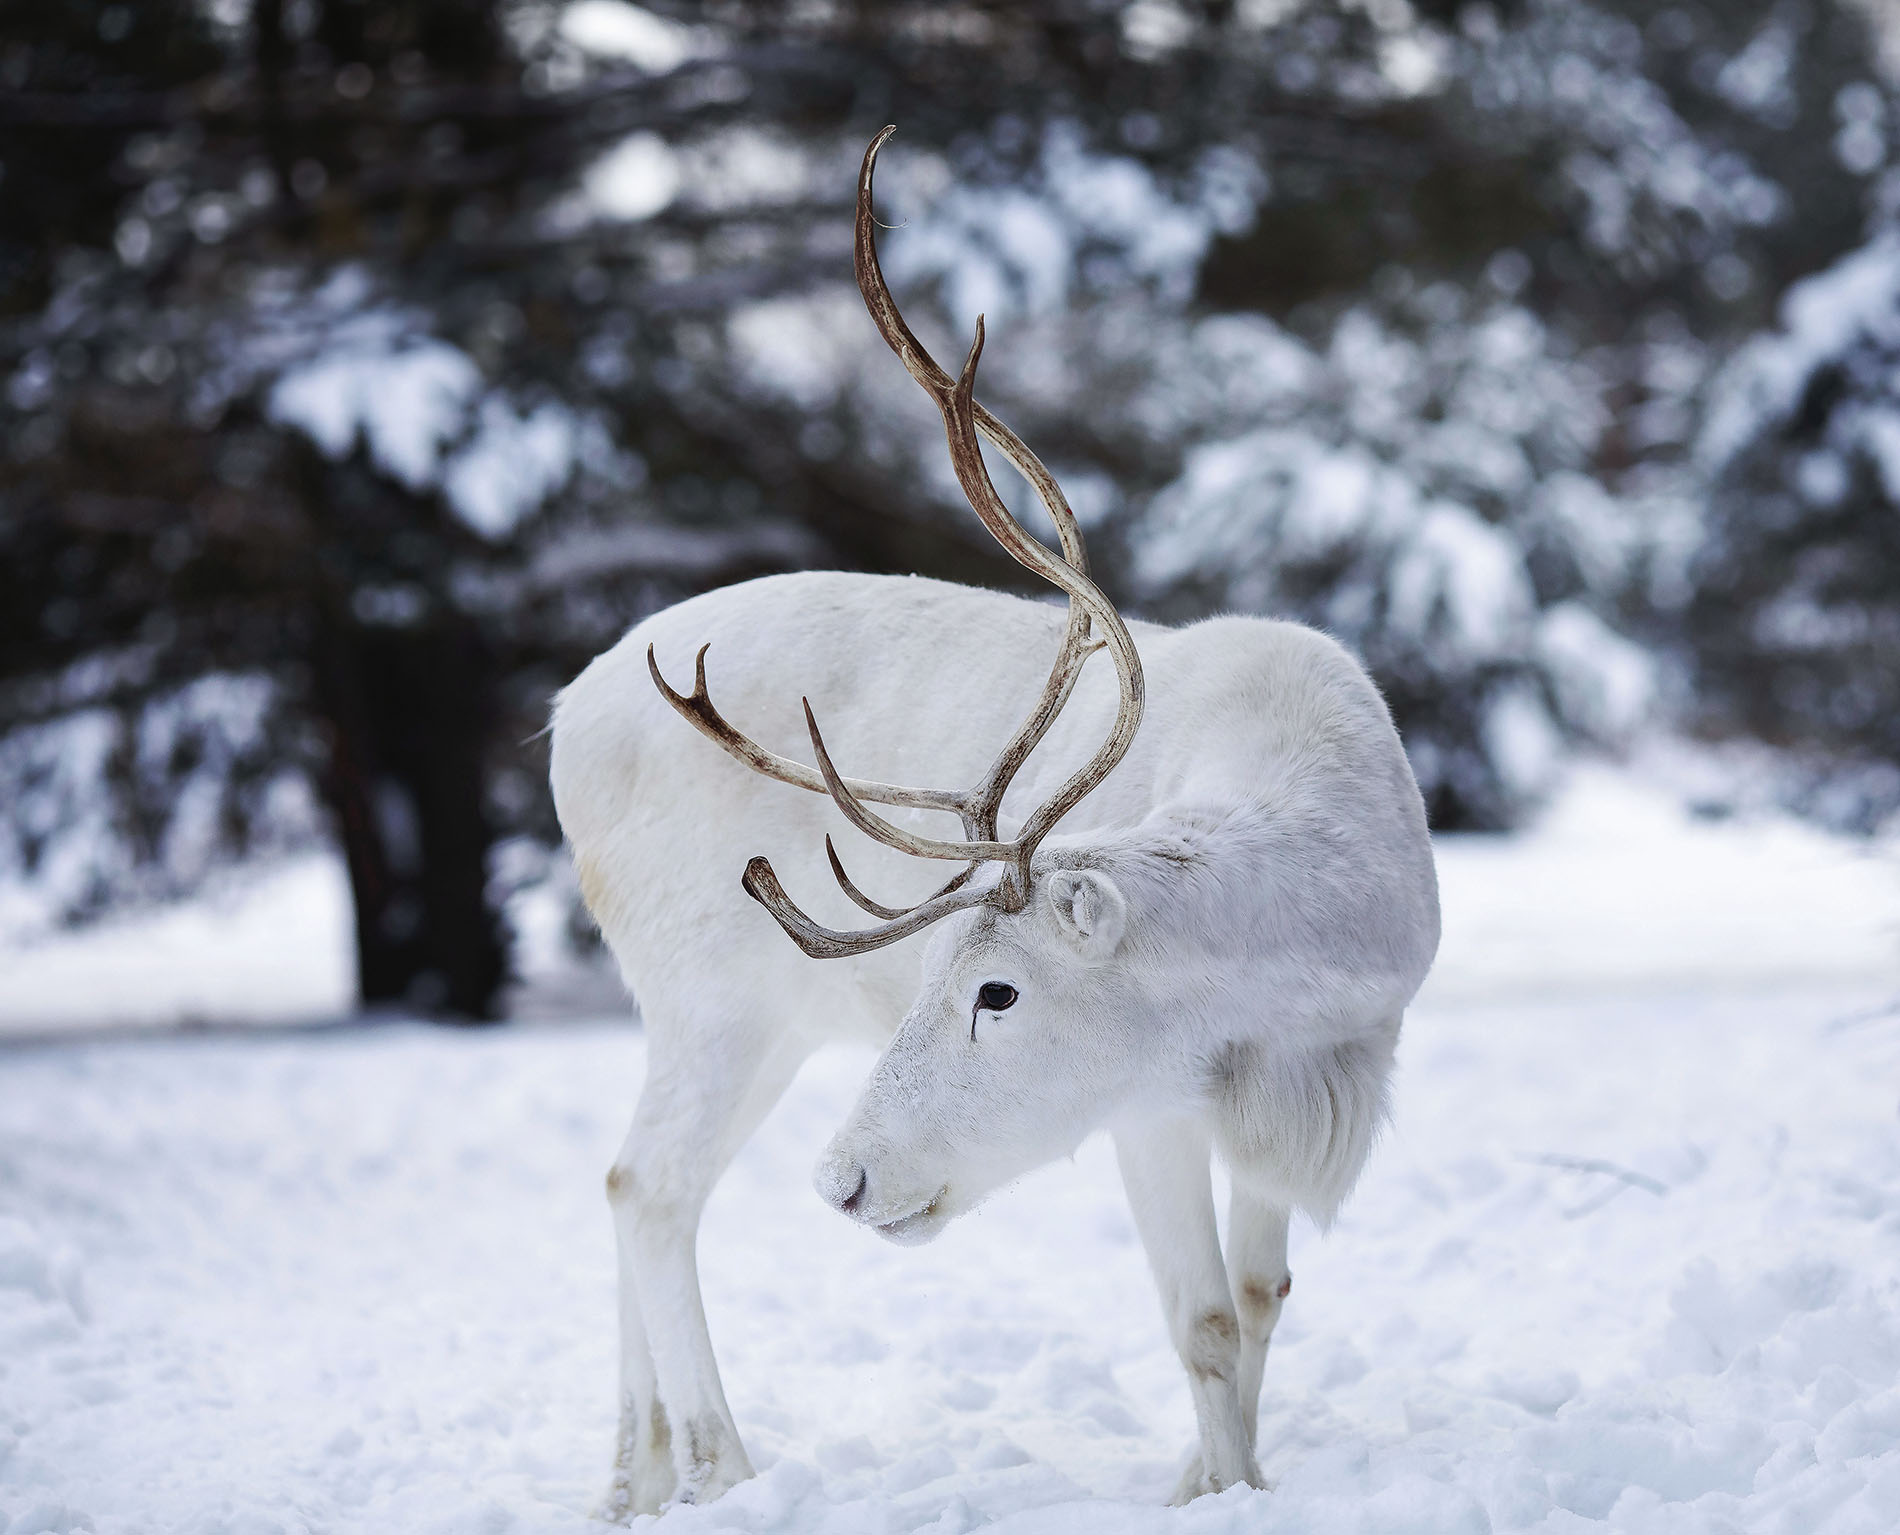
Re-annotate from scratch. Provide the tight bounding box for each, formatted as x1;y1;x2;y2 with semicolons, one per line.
875;1188;949;1246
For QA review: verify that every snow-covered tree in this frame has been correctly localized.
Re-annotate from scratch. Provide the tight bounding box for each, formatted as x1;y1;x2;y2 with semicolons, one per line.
1691;231;1900;829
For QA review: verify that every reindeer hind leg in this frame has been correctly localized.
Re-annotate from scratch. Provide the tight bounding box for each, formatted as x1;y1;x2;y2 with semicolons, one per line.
1225;1186;1292;1458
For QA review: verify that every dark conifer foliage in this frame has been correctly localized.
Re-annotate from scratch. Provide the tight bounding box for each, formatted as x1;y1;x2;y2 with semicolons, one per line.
1689;237;1900;832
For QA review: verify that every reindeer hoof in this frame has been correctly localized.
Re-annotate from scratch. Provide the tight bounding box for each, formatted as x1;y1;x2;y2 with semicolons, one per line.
672;1462;751;1508
590;1477;652;1525
1169;1447;1268;1504
1169;1452;1214;1505
669;1417;755;1508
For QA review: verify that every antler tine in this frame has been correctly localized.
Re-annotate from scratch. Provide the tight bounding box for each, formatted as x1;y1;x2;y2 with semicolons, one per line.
742;854;999;960
856;127;1092;581
825;835;977;921
941;322;1147;900
648;643;966;815
824;836;907;920
801;699;1015;863
960;623;1102;839
859;138;1110;840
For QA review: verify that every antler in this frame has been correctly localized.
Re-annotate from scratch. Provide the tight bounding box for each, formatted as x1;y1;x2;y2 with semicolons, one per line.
647;642;964;817
649;126;1145;958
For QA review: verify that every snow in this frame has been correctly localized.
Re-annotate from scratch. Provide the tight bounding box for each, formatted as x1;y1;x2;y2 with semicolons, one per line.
1387;503;1536;667
1715;22;1796;123
1424;763;1898;1004
879;123;1247;331
1134;432;1412;601
1120;294;1643;785
560;3;707;75
1381;29;1449;98
584;134;682;223
1478;684;1563;804
1533;605;1655;745
1699;234;1900;472
0;674;316;940
675;130;811;216
269;338;480;491
1525;473;1643;602
0;855;354;1035
263;303;586;540
0;711;124;936
2;767;1898;1532
444;399;581;541
727;290;865;412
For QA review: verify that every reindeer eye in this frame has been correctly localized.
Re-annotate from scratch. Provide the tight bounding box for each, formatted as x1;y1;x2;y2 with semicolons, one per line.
977;982;1018;1012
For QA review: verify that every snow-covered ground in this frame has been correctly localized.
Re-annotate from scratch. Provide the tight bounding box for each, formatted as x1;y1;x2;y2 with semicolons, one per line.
2;765;1898;1533
0;855;357;1036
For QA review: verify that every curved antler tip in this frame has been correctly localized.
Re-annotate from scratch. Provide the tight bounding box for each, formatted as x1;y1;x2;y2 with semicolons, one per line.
956;324;985;389
863;125;897;175
823;834;849;882
741;855;780;899
740;856;840;959
646;642;677;695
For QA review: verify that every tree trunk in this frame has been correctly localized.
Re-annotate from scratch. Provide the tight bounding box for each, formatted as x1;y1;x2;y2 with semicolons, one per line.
311;608;507;1020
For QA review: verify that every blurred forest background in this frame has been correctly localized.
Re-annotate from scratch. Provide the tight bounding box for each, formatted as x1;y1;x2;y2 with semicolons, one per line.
5;0;1900;1019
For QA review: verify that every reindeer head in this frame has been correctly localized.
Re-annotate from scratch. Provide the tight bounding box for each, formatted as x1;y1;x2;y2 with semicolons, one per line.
649;127;1150;1241
813;848;1155;1243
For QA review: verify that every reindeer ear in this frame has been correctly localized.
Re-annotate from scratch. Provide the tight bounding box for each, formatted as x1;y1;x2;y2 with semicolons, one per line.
1044;869;1127;961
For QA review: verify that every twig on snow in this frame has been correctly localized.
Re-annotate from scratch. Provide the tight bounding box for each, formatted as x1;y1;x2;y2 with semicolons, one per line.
1520;1153;1669;1219
1822;993;1900;1035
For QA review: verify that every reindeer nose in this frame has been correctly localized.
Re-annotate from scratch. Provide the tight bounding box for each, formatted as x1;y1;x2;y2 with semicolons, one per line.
815;1156;868;1216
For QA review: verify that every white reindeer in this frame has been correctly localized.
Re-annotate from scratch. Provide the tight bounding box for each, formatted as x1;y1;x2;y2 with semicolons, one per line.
549;128;1440;1519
